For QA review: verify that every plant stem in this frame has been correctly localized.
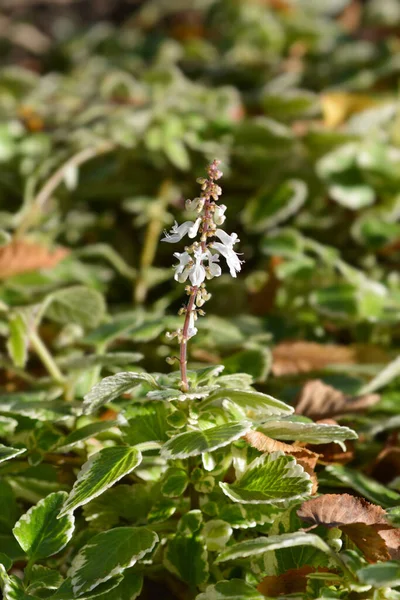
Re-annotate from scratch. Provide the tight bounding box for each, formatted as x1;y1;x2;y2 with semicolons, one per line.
29;329;65;385
14;142;114;239
24;557;35;584
134;180;171;305
179;288;197;392
179;196;212;392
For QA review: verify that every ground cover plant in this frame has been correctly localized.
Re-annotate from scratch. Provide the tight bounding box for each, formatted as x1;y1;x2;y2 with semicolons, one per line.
0;0;400;598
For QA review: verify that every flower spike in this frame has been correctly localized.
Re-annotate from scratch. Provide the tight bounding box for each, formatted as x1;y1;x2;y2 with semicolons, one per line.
161;160;243;391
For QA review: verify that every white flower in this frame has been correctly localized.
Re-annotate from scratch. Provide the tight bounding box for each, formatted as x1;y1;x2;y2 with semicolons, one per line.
214;204;226;225
205;250;221;279
173;248;206;286
190;247;206;286
187;311;197;339
188;218;201;238
213;229;242;278
215;229;239;247
162;219;200;243
173;251;192;283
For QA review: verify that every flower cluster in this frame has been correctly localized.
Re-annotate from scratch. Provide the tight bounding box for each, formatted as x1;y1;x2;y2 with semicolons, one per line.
162;159;242;391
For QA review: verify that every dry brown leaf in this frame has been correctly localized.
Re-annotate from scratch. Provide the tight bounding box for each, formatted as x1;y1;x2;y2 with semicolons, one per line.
321;93;378;129
297;494;400;562
244;431;319;493
271;342;355;377
340;523;390;563
369;446;400;485
257;566;336;596
297;493;387;527
295;379;380;420
0;240;69;279
337;0;362;33
308;441;354;466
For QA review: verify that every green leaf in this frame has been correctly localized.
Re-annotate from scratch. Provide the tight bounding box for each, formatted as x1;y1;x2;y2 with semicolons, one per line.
0;445;26;464
0;535;25;562
59;447;142;516
122;402;170;445
0;417;18;437
83;483;150;528
359;355;400;395
82;372;159;414
0;564;39;600
326;465;400;508
161;468;189;498
50;576;123;599
69;527;158;595
163;138;190;171
0;392;71;421
57;352;143;372
196;580;265;600
357;561;400;588
261;89;318;120
161;422;252;459
259;420;358;444
164;533;208;586
75;244;136;279
45;286;106;329
106;570;143;600
0;481;21;533
223;347;271;383
215;531;334;563
12;492;74;561
27;565;64;595
57;421;120;450
7;313;29;368
220;452;311;504
243;179;307;232
205;388;293;420
202;520;232;551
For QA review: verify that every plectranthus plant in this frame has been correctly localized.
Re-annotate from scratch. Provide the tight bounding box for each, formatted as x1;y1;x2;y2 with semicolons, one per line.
1;165;388;600
161;159;242;392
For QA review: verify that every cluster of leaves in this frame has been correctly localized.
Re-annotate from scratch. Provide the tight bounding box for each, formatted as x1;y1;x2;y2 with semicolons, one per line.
0;0;400;598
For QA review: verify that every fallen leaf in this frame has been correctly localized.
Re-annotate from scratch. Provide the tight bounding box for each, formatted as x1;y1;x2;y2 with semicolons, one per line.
337;0;362;33
0;240;69;279
257;566;336;596
244;431;319;493
272;342;355;377
308;441;354;466
297;494;400;562
295;379;380;420
369;447;400;485
321;93;378;129
340;523;390;562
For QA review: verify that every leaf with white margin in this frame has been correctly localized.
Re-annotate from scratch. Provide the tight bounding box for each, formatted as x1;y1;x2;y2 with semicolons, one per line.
0;444;26;464
202;520;232;551
196;579;265;600
357;561;400;588
82;372;159;414
50;575;123;599
56;421;120;450
27;566;63;595
203;389;293;421
164;533;208;586
68;527;158;595
0;563;39;600
258;420;357;444
105;570;143;600
59;447;142;517
161;422;252;459
215;531;336;564
220;452;311;504
13;492;74;561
